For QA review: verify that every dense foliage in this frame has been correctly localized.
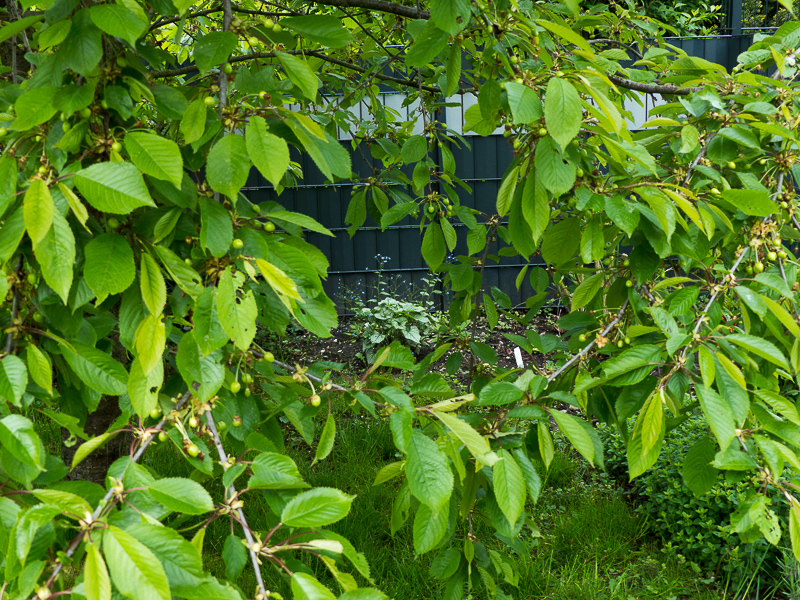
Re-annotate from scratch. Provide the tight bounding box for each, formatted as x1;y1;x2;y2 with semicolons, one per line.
2;0;800;599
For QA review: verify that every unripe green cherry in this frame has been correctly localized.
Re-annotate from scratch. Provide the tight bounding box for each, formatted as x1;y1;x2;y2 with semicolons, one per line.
624;337;631;344
767;251;778;261
427;204;437;214
242;372;253;383
80;108;92;119
231;380;242;393
578;333;587;342
625;279;634;288
107;217;120;230
149;407;161;419
232;238;244;249
158;431;168;442
101;100;109;109
62;122;71;133
728;161;736;169
576;168;584;178
513;139;522;150
537;127;547;137
0;127;7;138
754;261;765;273
187;444;200;457
244;387;252;397
778;250;788;259
623;259;630;267
746;264;754;275
204;96;216;107
310;394;321;407
223;63;233;75
617;340;624;348
263;351;275;363
264;221;276;232
265;18;275;28
184;258;193;265
111;141;122;152
27;273;37;285
233;416;242;427
252;204;261;213
273;24;283;33
189;416;199;428
217;421;227;430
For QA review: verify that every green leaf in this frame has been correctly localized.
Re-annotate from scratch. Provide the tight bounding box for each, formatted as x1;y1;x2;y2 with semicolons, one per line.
571;273;603;311
696;385;735;451
85;544;112;600
0;415;44;470
291;573;337;600
140;253;166;316
192;288;229;355
550;410;596;465
217;269;258;351
155;245;203;299
275;51;318;100
638;392;663;455
223;535;247;581
536;19;591;51
175;332;224;402
505;82;543;124
63;341;128;396
402;135;428;164
541;217;579;266
246;116;290;187
84;233;135;302
726;333;790;370
23;180;54;248
281;487;355;527
72;432;114;470
496;165;519;217
12;86;58;131
193;31;238;75
206;135;251;200
74;162;156;214
406;430;453;510
791;502;800;562
413;503;448;555
127;357;163;418
285;116;351;182
601;345;661;382
580;218;604;263
199;197;234;257
699;345;716;389
62;11;103;76
719;189;777;217
89;3;147;47
134;314;165;376
267;211;334;237
422;222;446;271
478;381;524;406
679;124;699;154
281;15;355;47
406;22;448;67
125;132;183;188
0;14;42;45
149;477;215;515
37;210;75;303
604;196;639;236
0;355;28;407
26;344;52;396
104;526;170;600
313;413;336;466
430;0;471;35
493;449;526;526
180;99;206;144
544;78;582;149
433;410;496;466
248;452;309;489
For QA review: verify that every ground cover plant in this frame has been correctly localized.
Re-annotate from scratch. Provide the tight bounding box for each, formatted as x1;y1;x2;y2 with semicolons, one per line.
3;0;800;599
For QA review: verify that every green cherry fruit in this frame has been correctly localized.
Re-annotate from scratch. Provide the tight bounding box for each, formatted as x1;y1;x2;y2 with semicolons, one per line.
149;407;161;419
728;161;736;169
411;210;419;219
710;187;721;195
37;166;47;175
32;312;45;324
778;250;788;259
576;168;585;178
158;431;168;442
217;421;227;430
264;221;276;232
767;251;778;261
188;416;199;428
116;57;128;68
223;63;234;75
111;141;122;152
310;394;321;407
515;77;524;85
62;122;71;133
273;24;283;33
624;337;631;345
537;127;547;137
187;444;200;457
232;238;244;249
184;258;193;265
60;112;69;121
265;18;275;28
623;259;630;267
27;273;37;285
204;96;216;107
745;264;754;275
617;340;625;348
233;416;242;427
754;261;765;273
242;372;253;384
107;217;120;230
0;127;7;138
427;204;437;214
80;108;92;119
625;280;634;288
512;139;522;150
252;204;261;214
258;91;268;100
263;351;275;363
759;158;768;165
578;333;587;342
244;387;252;397
101;100;109;110
230;380;242;394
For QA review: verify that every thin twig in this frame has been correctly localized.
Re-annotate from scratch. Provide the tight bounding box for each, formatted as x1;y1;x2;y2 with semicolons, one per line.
203;409;267;597
683;132;718;187
547;299;630;383
608;74;701;96
4;256;23;355
42;385;197;592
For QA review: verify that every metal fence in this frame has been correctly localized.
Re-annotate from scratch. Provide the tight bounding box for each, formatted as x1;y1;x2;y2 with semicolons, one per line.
242;31;765;313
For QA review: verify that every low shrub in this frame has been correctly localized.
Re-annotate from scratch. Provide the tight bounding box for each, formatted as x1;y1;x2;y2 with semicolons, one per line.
354;297;438;362
598;415;789;591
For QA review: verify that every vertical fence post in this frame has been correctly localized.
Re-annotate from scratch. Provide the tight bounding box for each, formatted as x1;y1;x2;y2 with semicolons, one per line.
728;0;743;35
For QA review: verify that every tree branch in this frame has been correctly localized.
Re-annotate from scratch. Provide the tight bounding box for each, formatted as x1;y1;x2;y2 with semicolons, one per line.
151;49;439;92
609;74;701;96
4;256;23;355
310;0;429;20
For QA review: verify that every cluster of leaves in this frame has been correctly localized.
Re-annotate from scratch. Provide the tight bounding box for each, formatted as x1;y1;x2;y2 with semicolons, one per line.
600;417;786;587
2;0;800;598
354;298;438;362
